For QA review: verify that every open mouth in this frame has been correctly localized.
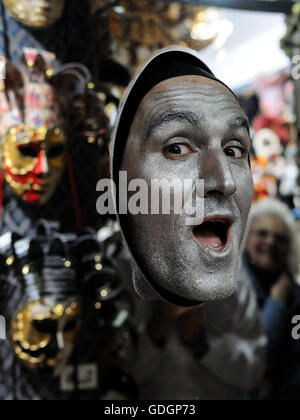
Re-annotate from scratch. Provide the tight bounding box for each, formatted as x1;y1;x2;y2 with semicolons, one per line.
193;217;233;252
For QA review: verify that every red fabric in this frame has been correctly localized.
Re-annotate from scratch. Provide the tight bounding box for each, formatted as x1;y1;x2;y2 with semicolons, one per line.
253;115;290;145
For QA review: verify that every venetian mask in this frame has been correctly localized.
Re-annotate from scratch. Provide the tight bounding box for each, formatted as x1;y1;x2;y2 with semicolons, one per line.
4;0;65;28
11;299;80;372
112;47;254;306
2;124;67;205
253;128;282;160
0;49;72;205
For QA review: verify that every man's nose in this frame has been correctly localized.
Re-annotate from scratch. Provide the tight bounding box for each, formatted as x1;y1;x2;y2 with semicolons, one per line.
35;152;49;178
199;150;237;198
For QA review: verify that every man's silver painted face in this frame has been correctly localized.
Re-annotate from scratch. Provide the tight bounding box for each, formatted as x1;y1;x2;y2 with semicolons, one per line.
121;76;254;304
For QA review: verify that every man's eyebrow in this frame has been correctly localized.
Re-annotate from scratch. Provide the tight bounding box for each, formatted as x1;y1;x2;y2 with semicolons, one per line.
145;110;199;139
228;116;250;134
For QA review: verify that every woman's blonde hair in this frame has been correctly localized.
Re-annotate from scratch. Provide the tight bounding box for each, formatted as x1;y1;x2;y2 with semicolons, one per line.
245;198;299;276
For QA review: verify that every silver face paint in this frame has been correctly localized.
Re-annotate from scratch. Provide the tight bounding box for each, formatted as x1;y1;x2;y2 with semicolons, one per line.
111;47;254;306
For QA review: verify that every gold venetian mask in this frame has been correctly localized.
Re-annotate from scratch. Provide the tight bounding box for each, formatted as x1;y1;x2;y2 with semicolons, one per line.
4;0;65;28
2;124;67;205
11;299;80;372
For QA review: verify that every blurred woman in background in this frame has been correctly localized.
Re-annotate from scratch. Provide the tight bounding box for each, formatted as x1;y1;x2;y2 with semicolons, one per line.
243;198;300;399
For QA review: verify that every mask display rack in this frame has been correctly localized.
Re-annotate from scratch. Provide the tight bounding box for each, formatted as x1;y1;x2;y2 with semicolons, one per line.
0;2;129;400
0;219;138;399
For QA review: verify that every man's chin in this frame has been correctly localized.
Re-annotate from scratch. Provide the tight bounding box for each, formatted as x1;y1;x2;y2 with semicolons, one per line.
173;247;239;302
150;260;239;303
175;272;237;302
131;255;238;304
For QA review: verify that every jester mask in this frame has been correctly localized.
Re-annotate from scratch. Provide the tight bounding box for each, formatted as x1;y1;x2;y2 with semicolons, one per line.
0;49;67;205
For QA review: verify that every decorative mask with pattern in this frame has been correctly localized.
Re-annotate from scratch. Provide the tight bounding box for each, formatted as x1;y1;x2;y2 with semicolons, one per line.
0;49;97;205
11;299;80;372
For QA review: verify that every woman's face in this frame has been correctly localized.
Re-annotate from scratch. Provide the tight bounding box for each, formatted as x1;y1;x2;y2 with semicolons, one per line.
247;214;290;273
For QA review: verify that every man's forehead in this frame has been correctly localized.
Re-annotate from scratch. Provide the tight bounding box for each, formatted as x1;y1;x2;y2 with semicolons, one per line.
139;75;240;115
134;75;247;133
150;74;226;90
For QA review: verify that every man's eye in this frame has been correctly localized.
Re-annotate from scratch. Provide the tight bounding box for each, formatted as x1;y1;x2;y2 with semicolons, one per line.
224;146;246;159
164;144;192;159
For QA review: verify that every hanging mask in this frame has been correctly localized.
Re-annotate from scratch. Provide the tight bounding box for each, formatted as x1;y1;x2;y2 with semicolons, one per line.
4;0;65;29
10;233;81;373
0;49;92;205
11;299;80;372
0;49;67;205
2;124;66;204
253;128;282;159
